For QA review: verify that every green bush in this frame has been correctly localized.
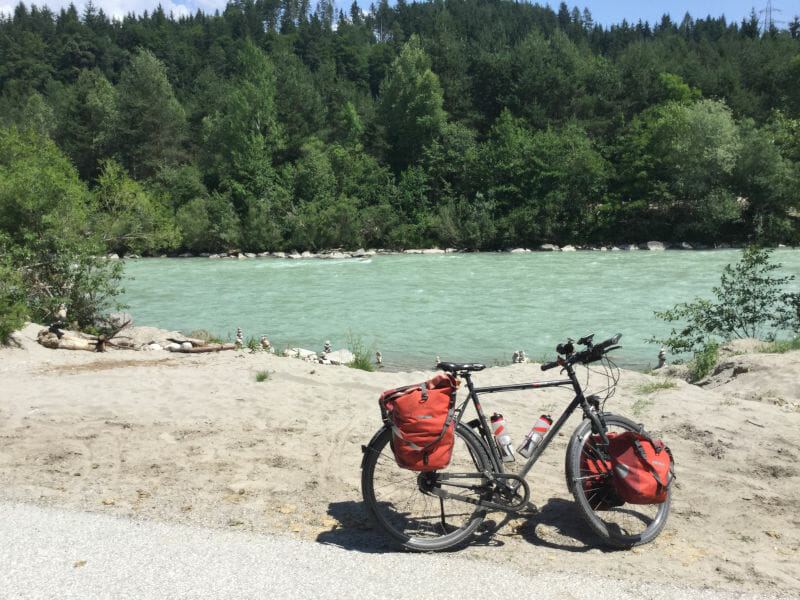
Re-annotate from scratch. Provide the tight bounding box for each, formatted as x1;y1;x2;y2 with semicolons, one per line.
0;127;127;330
0;262;27;343
346;331;376;372
688;341;720;382
652;246;800;355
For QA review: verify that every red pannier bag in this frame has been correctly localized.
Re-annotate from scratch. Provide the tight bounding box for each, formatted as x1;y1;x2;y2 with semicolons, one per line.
580;434;624;510
608;431;675;504
378;373;457;471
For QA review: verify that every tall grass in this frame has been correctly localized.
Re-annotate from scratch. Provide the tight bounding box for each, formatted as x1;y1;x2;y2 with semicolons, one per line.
758;337;800;354
688;341;719;382
346;331;376;372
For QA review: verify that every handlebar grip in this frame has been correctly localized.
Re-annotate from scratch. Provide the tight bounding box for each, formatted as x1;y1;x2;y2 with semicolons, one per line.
598;333;623;349
541;361;559;371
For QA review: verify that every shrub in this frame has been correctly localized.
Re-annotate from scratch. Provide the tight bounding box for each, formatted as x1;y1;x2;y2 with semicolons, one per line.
688;341;720;382
346;331;376;372
652;246;800;354
0;263;27;343
1;127;128;330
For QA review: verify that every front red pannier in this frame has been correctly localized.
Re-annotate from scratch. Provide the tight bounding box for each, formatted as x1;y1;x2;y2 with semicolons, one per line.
379;373;457;471
608;431;675;504
580;434;624;510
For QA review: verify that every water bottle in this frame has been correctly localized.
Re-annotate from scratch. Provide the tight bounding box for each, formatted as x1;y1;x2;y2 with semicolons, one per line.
518;414;553;458
490;413;515;462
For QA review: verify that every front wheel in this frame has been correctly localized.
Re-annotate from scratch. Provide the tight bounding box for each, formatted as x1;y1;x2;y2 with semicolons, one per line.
565;414;671;548
361;423;492;551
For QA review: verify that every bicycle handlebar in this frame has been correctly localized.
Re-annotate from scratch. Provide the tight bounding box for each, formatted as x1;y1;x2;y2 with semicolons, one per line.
540;333;622;371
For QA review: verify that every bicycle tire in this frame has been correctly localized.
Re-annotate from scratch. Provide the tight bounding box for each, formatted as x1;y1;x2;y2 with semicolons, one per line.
565;413;671;548
361;422;492;551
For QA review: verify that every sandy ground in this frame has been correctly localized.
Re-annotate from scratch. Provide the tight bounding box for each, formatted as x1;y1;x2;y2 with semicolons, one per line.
1;324;799;597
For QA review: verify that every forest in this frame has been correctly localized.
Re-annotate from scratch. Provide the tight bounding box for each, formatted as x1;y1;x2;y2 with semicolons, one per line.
1;0;800;261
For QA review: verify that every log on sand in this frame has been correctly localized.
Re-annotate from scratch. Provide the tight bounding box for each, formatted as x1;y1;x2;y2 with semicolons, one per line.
37;330;98;351
167;343;237;353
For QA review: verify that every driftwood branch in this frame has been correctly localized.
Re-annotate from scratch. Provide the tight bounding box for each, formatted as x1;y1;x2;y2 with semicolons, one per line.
107;318;133;341
37;317;133;353
38;329;98;351
167;337;206;347
167;343;236;353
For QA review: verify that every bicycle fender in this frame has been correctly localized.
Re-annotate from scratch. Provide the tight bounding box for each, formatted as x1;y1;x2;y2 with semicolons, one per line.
361;426;389;470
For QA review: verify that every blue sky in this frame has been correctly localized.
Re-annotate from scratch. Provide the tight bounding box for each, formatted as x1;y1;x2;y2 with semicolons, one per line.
584;0;795;28
2;0;796;28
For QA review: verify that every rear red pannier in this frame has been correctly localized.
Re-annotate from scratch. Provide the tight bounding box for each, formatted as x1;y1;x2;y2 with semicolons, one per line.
379;373;457;471
608;431;675;504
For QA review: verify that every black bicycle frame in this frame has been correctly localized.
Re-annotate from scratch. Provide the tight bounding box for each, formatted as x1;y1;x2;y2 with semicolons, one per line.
455;361;608;482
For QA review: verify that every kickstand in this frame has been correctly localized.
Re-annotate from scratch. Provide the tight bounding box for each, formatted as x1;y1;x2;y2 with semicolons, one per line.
439;496;447;529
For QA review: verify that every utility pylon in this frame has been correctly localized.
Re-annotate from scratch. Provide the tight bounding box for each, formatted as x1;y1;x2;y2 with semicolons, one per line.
760;0;783;32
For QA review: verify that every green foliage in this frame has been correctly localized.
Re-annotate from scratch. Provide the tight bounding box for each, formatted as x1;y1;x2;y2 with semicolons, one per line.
51;68;116;180
0;260;27;343
107;49;187;180
480;111;609;245
0;126;127;327
93;160;180;256
346;331;376;372
653;247;800;354
688;341;719;382
255;370;271;382
201;41;282;208
658;72;701;105
1;3;800;253
189;330;227;345
617;99;743;240
377;35;447;173
758;337;800;354
631;396;653;416
636;380;678;394
735;116;800;243
273;49;327;156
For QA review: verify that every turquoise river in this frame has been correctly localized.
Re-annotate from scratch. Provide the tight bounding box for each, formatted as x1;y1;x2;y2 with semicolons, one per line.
120;249;800;371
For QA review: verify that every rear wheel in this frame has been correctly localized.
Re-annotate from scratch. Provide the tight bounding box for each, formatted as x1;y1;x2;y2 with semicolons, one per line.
361;423;492;551
565;414;671;548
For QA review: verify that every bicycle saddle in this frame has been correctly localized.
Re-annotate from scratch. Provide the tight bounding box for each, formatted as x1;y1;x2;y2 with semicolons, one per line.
437;362;486;372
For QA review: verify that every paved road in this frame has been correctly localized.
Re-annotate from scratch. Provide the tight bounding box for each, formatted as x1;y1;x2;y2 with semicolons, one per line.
0;502;777;599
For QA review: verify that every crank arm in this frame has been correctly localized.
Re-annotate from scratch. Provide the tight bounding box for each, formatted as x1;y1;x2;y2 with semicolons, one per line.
431;472;531;512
